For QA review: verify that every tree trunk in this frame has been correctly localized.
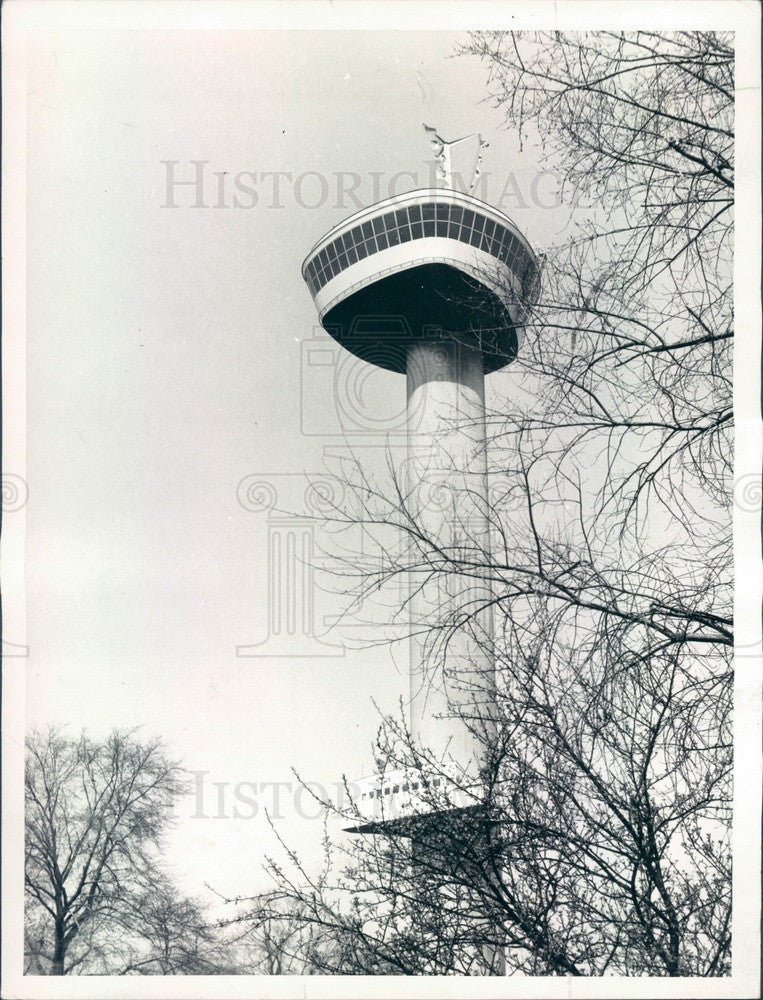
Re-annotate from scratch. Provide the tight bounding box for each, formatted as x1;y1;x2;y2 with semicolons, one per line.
50;924;66;975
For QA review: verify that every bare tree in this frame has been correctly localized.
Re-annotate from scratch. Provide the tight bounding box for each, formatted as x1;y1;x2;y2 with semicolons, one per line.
113;876;234;974
232;31;733;977
24;728;226;975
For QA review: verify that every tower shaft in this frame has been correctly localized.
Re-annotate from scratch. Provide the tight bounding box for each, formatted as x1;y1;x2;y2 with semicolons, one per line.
405;338;496;771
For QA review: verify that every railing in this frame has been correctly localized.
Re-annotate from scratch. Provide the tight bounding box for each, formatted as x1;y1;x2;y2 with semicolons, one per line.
344;765;485;829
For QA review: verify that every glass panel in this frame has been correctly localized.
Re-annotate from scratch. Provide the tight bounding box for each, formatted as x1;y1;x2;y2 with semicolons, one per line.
338;251;348;268
461;209;475;233
408;204;422;223
410;220;423;238
346;245;358;264
372;216;385;236
387;227;401;246
421;203;435;221
435;205;448;237
361;220;374;240
375;230;389;251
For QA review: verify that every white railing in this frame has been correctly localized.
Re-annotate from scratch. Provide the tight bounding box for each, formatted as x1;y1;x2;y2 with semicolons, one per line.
343;764;484;829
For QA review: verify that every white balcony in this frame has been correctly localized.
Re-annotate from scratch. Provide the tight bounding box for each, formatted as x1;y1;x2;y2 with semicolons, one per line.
342;764;485;834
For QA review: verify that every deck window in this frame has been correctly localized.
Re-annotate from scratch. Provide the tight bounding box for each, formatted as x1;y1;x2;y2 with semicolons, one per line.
305;204;534;296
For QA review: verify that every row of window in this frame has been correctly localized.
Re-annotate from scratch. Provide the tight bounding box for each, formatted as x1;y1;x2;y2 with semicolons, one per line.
361;777;442;801
304;202;537;299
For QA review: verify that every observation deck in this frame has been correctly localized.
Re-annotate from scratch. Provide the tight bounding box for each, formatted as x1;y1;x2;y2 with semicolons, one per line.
302;188;541;375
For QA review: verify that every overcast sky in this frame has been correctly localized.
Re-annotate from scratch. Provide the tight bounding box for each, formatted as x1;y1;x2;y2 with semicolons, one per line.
24;27;571;904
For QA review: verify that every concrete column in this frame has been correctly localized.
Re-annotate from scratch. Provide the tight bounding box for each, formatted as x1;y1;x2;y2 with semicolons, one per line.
405;336;496;775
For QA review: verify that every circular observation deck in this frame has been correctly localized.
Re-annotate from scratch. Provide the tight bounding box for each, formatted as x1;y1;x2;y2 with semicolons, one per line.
302;188;541;375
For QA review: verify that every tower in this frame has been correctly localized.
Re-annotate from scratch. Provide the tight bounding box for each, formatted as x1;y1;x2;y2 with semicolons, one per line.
301;133;540;970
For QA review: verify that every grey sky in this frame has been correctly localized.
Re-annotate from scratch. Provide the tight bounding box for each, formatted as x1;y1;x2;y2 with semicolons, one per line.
25;28;570;903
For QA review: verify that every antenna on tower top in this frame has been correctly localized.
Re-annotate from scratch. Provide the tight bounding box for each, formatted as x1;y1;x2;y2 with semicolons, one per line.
422;124;489;192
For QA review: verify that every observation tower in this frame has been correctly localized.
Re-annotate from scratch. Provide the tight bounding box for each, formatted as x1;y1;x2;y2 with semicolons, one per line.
301;130;540;848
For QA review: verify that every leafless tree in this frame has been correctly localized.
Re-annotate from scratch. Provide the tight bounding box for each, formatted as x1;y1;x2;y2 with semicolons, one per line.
24;728;229;975
231;31;733;977
113;876;235;974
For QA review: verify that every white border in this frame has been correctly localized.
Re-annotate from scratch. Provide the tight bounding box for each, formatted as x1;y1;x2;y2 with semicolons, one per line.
2;3;760;998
